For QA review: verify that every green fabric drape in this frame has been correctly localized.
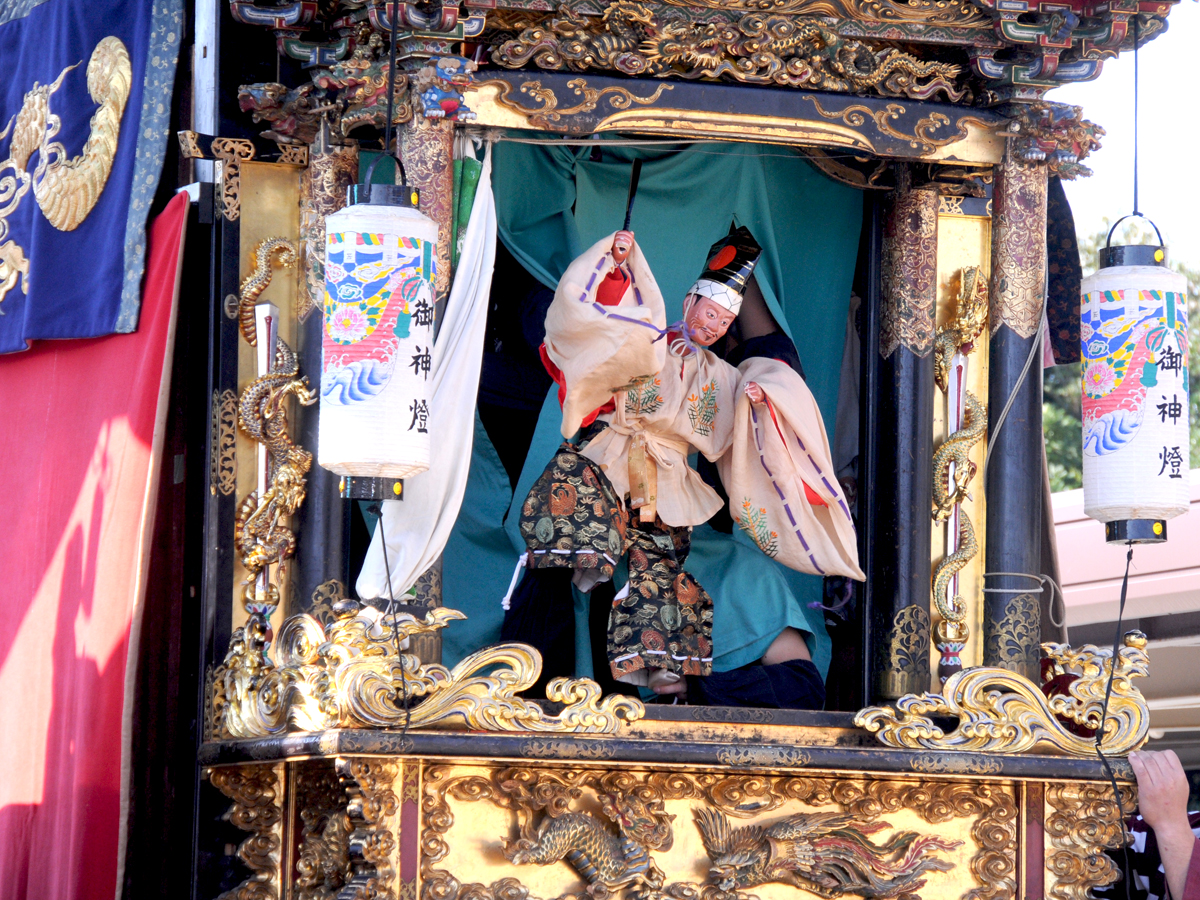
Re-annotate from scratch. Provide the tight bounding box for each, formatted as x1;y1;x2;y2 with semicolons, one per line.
443;140;863;680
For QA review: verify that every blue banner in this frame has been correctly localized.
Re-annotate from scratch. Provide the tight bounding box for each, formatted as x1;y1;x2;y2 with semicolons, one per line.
0;0;182;352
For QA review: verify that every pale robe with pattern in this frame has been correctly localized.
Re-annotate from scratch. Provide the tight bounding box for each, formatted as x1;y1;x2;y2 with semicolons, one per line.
545;233;739;527
546;232;864;580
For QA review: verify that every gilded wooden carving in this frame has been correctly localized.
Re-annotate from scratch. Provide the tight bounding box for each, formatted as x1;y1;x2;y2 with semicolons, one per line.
491;3;964;101
400;115;453;299
1045;782;1136;900
877;605;931;699
235;338;318;612
210;599;644;738
655;0;990;27
930;268;989;680
422;766;1020;900
879;179;938;359
211;388;238;497
212;137;257;221
300;144;357;320
339;758;401;900
989;156;1046;339
855;632;1151;755
801;98;989;156
209;763;285;900
478;77;674;129
295;760;351;900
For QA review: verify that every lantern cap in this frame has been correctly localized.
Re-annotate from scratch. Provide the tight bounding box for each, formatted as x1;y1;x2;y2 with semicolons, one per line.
1104;518;1167;545
1099;213;1168;269
347;182;420;209
347;152;419;209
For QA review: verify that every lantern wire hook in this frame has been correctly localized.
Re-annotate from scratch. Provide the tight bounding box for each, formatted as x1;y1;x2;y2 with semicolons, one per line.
381;0;409;187
370;502;412;737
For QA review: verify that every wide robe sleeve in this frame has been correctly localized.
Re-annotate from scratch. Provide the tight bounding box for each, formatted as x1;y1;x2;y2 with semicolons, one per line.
543;232;667;437
718;356;865;580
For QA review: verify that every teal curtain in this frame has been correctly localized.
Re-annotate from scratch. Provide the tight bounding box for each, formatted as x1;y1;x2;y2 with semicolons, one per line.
442;140;863;680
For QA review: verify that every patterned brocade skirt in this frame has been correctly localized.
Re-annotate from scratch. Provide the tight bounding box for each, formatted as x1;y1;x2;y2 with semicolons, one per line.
519;439;714;681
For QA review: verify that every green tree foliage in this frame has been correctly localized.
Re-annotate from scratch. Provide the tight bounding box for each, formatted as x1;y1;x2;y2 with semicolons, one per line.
1043;219;1200;492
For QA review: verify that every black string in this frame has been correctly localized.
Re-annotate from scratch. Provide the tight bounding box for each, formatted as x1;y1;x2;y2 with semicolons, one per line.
383;0;400;158
1133;15;1141;217
1095;542;1134;900
369;502;412;737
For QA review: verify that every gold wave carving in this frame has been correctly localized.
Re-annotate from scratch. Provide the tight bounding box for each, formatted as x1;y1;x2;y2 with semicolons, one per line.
476;77;673;128
803;96;993;156
211;599;645;738
854;631;1151;755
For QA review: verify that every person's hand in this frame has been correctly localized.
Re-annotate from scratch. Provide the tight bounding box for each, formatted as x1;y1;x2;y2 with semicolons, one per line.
1132;749;1192;833
744;382;765;404
612;230;634;264
1131;749;1196;900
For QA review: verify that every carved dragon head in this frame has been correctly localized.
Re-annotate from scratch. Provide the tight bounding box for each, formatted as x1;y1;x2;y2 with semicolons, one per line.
599;790;675;851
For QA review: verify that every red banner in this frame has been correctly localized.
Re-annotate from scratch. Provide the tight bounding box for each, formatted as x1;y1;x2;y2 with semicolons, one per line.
0;192;188;900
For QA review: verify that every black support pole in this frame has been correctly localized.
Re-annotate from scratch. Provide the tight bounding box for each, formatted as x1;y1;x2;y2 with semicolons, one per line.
869;167;938;702
983;153;1047;681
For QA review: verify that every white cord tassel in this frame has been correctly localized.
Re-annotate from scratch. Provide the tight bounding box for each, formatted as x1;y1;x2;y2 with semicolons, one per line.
500;553;528;611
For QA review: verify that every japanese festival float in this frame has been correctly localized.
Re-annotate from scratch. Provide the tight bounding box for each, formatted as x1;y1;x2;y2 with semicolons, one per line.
5;0;1188;894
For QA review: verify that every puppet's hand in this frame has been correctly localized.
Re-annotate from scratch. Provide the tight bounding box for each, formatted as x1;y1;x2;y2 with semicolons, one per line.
612;230;633;264
744;381;766;404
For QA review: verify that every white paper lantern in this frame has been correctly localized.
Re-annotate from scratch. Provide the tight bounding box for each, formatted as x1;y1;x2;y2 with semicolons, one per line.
1081;241;1189;542
319;183;439;478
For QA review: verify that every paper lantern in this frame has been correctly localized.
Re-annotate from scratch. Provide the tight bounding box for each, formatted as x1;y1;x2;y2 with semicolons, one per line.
319;178;438;478
1081;234;1190;543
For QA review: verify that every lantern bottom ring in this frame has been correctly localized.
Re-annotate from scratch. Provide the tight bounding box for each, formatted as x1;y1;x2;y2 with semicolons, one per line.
1104;518;1167;545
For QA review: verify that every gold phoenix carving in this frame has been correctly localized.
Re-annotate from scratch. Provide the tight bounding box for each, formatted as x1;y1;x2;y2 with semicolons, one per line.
209;763;285;900
930;267;989;670
855;631;1151;755
0;36;132;305
423;766;1018;900
491;2;963;101
210;598;645;738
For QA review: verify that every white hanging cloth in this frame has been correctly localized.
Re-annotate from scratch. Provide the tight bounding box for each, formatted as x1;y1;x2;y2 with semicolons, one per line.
356;143;496;600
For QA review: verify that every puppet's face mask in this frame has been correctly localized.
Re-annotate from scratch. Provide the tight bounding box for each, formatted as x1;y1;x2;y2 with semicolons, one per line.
684;294;736;346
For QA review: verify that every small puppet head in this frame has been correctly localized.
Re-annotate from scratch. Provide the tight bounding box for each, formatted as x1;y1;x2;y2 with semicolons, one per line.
611;229;634;264
686;226;762;316
683;294;736;346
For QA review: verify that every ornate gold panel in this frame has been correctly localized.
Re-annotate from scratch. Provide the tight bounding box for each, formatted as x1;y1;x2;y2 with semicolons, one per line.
233;160;302;636
422;763;1014;900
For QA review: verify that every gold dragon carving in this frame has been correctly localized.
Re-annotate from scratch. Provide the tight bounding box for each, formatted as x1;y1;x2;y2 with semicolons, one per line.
422;767;1018;900
930;267;989;678
855;631;1151;755
490;2;963;101
209;763;286;900
234;236;316;613
210;598;645;739
0;36;132;306
235;337;318;611
654;0;990;27
238;236;299;345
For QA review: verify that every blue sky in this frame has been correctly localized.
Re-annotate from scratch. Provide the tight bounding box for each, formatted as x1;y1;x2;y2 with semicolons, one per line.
1054;1;1199;269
